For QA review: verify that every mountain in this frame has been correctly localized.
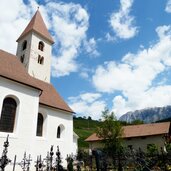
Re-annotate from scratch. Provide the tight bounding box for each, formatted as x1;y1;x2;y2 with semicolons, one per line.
119;106;171;123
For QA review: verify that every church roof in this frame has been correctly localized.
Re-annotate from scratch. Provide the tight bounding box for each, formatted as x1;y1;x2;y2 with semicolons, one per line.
0;49;73;114
16;10;54;44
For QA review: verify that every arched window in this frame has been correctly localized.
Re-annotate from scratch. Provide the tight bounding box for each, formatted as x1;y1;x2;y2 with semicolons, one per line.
22;40;27;50
38;41;44;51
38;55;44;65
57;126;61;138
0;97;17;132
40;56;44;64
36;113;44;136
20;54;25;63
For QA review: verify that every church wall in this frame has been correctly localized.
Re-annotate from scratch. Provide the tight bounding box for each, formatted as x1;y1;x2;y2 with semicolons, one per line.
32;105;73;167
0;78;40;170
0;78;74;170
73;134;78;155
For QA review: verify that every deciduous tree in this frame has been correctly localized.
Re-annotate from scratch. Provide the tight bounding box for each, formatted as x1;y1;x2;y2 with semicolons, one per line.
96;108;123;156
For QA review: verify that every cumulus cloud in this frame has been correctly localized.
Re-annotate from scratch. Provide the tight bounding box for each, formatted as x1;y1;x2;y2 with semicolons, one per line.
93;25;171;117
46;2;89;77
68;93;106;119
108;0;138;40
45;2;100;77
165;0;171;13
83;38;100;57
0;0;32;53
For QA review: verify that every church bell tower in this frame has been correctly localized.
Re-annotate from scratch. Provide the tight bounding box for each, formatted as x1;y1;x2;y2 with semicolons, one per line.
16;10;54;83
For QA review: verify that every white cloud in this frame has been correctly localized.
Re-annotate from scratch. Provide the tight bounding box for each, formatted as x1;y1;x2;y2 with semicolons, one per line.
108;0;138;40
0;0;53;53
45;2;91;77
0;0;32;53
83;38;100;57
165;0;171;13
105;33;116;42
93;25;171;117
80;71;89;79
68;93;106;119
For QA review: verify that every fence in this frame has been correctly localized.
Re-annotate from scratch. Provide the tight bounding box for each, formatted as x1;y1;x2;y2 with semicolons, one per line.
77;147;171;171
0;135;64;171
1;135;171;171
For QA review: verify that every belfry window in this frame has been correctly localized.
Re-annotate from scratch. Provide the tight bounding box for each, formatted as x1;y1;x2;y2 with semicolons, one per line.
36;113;44;136
0;97;17;133
22;40;27;50
38;41;44;51
38;55;44;65
20;55;25;63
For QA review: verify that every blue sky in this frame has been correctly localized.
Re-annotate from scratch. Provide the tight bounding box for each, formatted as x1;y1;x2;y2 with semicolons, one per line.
1;0;171;119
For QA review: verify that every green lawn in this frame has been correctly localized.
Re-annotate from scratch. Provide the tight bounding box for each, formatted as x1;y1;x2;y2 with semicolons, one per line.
73;118;100;149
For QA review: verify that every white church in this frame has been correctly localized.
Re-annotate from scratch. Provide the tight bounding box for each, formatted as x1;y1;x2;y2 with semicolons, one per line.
0;10;78;169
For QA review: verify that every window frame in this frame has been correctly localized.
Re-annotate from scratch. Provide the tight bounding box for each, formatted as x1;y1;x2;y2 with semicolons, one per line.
22;40;27;51
57;124;65;139
0;97;17;133
57;126;61;138
20;54;25;63
36;113;44;137
38;55;44;65
38;41;44;51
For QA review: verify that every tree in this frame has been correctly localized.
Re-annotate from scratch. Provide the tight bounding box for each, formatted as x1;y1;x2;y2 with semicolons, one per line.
131;119;144;125
88;116;92;120
96;109;123;157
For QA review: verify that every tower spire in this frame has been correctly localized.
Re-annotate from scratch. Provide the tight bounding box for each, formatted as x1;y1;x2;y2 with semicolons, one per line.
16;10;54;44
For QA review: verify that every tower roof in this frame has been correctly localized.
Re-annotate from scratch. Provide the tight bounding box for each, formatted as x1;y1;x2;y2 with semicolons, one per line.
16;10;54;44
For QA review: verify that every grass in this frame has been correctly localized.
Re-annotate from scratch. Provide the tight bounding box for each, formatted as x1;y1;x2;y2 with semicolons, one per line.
73;117;100;149
74;128;95;148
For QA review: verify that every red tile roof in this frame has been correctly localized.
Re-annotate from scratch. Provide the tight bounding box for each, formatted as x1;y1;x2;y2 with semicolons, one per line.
16;10;54;44
85;122;170;142
0;49;73;113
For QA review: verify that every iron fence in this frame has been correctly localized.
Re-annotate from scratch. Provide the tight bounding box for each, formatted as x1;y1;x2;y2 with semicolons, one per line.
1;135;171;171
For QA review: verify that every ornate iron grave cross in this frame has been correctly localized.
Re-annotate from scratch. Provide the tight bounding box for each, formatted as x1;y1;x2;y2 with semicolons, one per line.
0;135;11;171
18;152;32;171
43;145;54;171
35;155;45;171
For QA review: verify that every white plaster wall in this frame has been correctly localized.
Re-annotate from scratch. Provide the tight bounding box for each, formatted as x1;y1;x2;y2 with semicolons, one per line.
0;77;40;171
16;33;32;70
32;105;73;168
16;32;52;83
0;78;74;170
73;134;78;155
